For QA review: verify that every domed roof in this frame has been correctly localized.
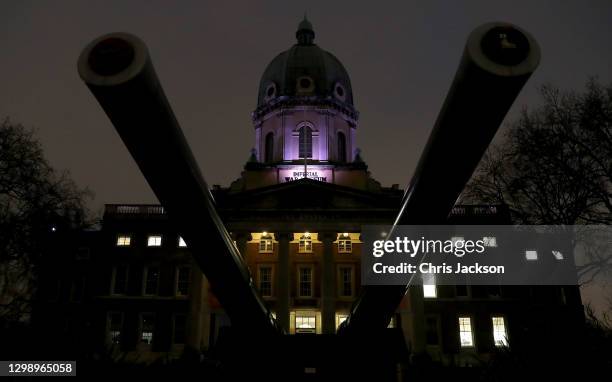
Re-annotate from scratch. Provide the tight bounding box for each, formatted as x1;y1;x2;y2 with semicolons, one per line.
257;17;354;108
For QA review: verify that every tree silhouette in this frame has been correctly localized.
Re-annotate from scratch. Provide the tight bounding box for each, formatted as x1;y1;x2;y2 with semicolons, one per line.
463;79;612;284
0;118;91;326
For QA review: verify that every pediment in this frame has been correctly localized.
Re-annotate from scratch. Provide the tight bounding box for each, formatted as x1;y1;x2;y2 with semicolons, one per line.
216;179;399;211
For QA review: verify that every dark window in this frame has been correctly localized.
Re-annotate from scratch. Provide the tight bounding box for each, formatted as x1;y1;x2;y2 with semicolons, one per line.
173;314;186;344
487;284;502;297
265;132;274;162
336;85;344;97
337;131;347;162
299;267;313;297
266;85;275;97
426;316;440;345
71;277;85;302
108;312;123;344
300;78;311;88
144;266;160;295
456;285;469;297
259;266;273;297
339;267;353;297
299;126;313;158
112;265;128;295
176;267;191;296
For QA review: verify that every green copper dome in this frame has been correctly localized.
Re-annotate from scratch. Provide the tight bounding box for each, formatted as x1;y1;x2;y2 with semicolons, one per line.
257;17;354;108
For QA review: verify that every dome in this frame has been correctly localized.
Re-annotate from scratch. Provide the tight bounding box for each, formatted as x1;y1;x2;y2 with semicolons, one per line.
256;17;354;108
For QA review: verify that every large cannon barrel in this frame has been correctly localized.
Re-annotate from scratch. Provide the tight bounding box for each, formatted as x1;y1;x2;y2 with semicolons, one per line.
341;22;541;335
77;33;280;336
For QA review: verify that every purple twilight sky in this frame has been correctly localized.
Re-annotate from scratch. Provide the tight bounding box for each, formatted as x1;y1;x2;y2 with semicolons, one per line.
2;0;611;211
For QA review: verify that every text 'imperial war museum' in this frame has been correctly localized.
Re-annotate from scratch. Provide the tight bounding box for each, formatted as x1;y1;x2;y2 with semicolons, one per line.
36;18;582;367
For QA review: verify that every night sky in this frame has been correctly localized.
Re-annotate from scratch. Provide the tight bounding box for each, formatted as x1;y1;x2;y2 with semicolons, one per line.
2;1;611;212
1;0;611;314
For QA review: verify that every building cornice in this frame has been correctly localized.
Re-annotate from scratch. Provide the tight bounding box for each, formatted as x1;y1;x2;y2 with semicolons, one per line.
252;95;359;125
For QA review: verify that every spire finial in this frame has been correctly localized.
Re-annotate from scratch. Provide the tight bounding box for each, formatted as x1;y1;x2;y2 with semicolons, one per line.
296;14;315;45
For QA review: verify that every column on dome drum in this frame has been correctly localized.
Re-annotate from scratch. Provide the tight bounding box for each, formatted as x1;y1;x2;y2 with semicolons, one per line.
339;22;541;336
77;33;281;336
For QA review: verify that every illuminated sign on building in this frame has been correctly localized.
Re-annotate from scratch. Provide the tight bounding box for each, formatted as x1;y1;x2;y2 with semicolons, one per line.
279;166;331;183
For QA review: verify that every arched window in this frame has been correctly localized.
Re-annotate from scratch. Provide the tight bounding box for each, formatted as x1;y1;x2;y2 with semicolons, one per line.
337;131;347;162
298;126;312;158
265;132;274;162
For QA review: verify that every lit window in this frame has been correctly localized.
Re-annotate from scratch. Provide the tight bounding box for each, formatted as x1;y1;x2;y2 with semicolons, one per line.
338;267;353;297
147;235;162;247
140;313;155;345
423;284;437;298
116;235;131;246
492;316;508;347
178;237;187;247
295;312;316;333
259;266;273;297
451;236;465;245
175;267;191;296
335;313;348;330
143;266;160;295
173;314;186;344
483;236;497;247
259;235;274;253
111;265;128;295
525;250;538;260
338;238;352;253
110;330;121;344
299;234;313;253
298;267;313;297
458;317;474;347
298;126;313;159
423;274;437;298
108;312;123;345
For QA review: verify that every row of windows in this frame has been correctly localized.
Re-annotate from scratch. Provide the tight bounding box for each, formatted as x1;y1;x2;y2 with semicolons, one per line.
257;265;354;298
264;128;347;162
111;265;191;296
108;312;186;346
116;235;187;248
423;315;508;349
282;311;395;334
455;316;508;348
259;234;352;254
117;233;353;254
423;278;502;299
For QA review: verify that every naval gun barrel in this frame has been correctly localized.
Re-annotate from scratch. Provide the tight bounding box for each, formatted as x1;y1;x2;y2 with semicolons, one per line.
340;22;541;335
77;33;280;336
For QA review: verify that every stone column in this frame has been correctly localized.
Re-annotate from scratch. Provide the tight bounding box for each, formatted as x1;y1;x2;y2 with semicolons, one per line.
321;232;336;334
277;232;291;332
